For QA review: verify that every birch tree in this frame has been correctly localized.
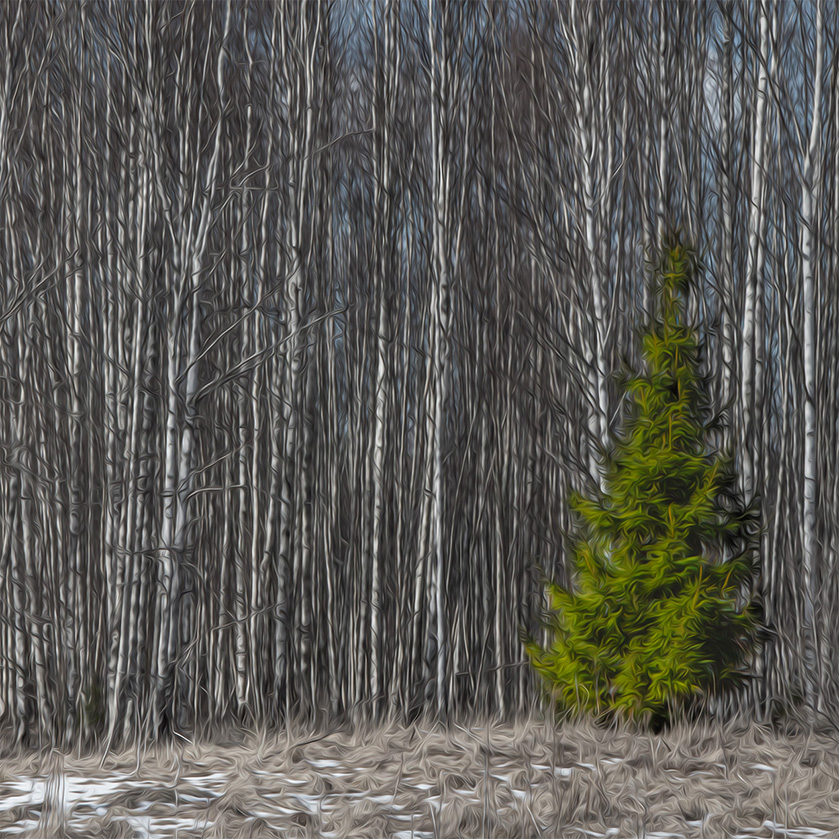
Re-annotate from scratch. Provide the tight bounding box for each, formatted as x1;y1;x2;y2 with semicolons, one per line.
1;0;839;743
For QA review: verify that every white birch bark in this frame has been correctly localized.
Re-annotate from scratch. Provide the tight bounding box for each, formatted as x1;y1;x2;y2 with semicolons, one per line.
739;1;769;503
799;0;824;714
427;0;452;719
657;1;668;242
235;15;256;715
718;4;736;435
106;123;151;748
156;0;231;730
369;0;399;716
64;10;86;722
274;1;318;716
563;0;608;490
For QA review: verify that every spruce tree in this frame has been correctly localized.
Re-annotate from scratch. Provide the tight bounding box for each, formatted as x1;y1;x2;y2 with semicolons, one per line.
525;235;759;728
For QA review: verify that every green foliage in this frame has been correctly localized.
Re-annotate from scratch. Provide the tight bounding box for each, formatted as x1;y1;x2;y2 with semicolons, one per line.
525;234;759;728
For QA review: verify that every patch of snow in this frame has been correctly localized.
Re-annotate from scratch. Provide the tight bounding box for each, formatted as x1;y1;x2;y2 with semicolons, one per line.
0;778;47;811
180;772;227;787
0;817;41;835
762;823;830;838
289;791;327;813
308;758;341;769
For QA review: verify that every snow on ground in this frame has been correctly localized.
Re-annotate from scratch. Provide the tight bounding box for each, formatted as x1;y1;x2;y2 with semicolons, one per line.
1;717;838;838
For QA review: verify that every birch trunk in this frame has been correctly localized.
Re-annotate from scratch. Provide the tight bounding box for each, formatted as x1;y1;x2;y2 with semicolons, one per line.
739;1;769;503
799;0;824;714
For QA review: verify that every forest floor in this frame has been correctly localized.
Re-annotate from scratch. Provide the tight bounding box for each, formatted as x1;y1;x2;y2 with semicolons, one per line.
1;715;838;839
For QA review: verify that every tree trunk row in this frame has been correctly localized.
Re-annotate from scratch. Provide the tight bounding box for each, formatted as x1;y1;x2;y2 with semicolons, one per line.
0;0;837;744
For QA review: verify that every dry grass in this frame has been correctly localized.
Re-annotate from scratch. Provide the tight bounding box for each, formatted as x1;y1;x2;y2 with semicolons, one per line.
1;714;838;838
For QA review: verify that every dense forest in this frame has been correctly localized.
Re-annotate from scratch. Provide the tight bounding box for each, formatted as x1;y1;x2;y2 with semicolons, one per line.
0;0;837;747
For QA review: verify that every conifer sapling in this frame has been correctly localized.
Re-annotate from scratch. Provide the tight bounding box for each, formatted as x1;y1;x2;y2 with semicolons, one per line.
525;235;759;727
